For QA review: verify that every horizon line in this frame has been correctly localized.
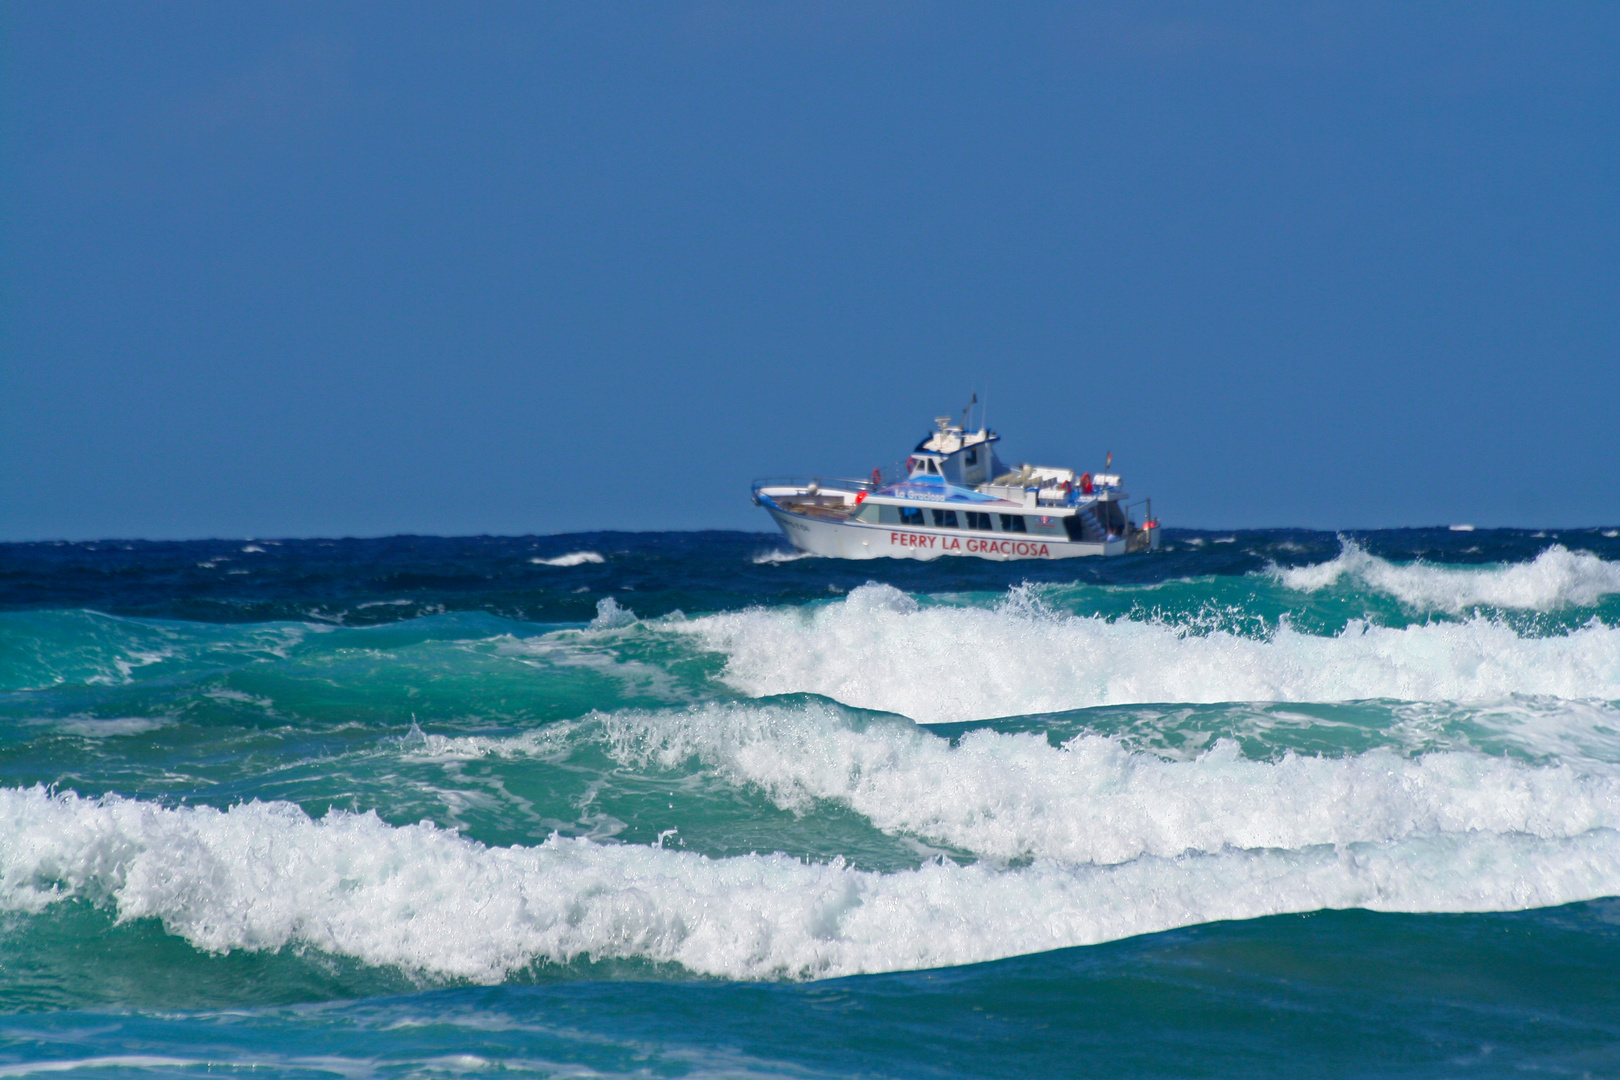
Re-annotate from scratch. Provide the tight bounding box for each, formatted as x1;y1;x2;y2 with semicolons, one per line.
3;524;1618;546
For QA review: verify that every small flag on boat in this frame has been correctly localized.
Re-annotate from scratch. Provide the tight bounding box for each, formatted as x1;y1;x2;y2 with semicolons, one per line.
1105;452;1112;469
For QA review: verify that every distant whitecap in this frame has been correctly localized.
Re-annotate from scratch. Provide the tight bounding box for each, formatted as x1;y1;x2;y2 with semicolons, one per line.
530;551;605;567
752;549;818;565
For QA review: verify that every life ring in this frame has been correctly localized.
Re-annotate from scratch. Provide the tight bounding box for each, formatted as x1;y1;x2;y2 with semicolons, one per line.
872;468;882;486
1080;473;1094;494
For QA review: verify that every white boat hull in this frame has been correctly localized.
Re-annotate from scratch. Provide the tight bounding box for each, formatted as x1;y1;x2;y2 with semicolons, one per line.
764;504;1136;560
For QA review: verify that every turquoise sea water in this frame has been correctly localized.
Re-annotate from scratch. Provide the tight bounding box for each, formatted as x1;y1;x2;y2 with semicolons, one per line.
2;528;1619;1076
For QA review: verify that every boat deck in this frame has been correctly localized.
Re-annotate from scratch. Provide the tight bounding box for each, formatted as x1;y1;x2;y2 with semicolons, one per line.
774;497;855;521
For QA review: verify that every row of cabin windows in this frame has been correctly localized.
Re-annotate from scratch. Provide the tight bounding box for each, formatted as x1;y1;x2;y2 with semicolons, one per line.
883;505;1032;532
872;502;1129;541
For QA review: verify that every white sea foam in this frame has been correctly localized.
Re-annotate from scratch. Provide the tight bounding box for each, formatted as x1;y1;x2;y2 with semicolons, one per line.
1381;696;1620;767
55;716;168;738
2;786;1616;983
1272;540;1620;612
0;1057;203;1077
673;584;1620;723
530;552;605;567
402;721;582;763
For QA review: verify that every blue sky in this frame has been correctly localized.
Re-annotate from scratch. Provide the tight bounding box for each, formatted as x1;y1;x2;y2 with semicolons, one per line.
2;3;1615;539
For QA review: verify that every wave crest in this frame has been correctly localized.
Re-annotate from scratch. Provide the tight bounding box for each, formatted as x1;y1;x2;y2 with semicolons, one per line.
674;584;1620;723
3;786;1617;983
1272;540;1620;612
530;551;605;567
596;701;1620;865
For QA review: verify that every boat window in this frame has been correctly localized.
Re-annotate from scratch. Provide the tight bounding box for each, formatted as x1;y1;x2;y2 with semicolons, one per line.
926;460;940;474
966;449;978;465
931;509;958;528
999;514;1027;533
900;507;925;527
965;511;993;530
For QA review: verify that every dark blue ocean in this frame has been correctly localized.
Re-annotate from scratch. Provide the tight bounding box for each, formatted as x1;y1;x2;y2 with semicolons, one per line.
3;528;1619;1077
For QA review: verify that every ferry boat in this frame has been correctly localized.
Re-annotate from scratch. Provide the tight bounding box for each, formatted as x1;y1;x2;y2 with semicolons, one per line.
752;414;1160;560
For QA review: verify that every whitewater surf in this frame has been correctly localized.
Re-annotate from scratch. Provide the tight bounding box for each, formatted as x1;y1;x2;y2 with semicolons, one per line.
1;528;1618;1075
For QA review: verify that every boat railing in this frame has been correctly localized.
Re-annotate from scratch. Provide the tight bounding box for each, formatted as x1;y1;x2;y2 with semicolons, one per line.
752;461;910;495
751;476;878;495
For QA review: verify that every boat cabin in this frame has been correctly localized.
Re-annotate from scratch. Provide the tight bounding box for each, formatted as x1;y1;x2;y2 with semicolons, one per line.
908;418;1005;487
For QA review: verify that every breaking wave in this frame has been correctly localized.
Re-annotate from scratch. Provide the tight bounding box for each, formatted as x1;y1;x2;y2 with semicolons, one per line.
3;785;1616;983
674;584;1620;723
592;701;1620;865
1271;539;1620;612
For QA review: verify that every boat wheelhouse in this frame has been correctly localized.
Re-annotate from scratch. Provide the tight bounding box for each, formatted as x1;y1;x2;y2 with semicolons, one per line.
752;415;1159;560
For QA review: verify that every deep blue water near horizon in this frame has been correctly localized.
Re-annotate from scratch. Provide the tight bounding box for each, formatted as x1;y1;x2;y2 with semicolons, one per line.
2;527;1620;1077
